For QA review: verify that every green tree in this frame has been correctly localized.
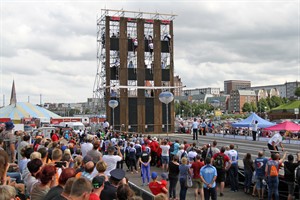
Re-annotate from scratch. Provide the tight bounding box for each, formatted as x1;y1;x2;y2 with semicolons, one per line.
250;102;257;112
295;87;300;98
282;97;289;104
242;102;252;112
257;98;269;112
270;96;283;108
175;102;181;115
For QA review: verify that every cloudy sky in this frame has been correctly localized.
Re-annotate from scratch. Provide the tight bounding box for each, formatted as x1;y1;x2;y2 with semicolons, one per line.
1;0;299;105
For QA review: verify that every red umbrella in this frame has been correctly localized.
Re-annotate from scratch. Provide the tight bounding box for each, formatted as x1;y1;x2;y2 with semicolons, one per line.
264;121;300;131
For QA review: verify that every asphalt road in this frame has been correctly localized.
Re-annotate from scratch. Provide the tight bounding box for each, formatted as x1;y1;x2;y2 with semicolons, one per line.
126;164;256;200
126;133;300;200
154;133;300;162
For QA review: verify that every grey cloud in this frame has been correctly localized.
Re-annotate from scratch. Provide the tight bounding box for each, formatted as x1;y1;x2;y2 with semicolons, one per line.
1;1;298;103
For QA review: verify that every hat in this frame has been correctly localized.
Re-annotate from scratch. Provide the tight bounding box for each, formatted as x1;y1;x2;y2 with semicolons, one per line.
161;173;167;180
83;155;93;163
153;137;157;141
142;146;146;151
151;172;158;179
110;169;125;181
92;175;105;189
279;130;285;135
5;121;14;130
61;145;67;152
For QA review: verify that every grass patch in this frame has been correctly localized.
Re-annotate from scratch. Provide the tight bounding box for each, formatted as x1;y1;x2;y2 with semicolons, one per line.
272;100;300;111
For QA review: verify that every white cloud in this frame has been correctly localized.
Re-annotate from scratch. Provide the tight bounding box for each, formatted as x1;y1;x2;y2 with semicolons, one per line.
0;1;298;105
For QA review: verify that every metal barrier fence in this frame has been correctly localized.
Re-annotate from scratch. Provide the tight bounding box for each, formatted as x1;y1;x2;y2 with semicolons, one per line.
128;181;154;200
238;167;299;200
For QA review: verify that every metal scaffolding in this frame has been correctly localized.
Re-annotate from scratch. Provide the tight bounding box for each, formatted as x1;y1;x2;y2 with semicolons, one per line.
93;9;176;126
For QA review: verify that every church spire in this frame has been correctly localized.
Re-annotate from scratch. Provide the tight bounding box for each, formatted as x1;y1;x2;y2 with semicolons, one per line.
10;80;17;105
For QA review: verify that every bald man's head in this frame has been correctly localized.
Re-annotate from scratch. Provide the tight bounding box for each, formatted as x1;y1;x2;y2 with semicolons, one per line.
85;161;95;173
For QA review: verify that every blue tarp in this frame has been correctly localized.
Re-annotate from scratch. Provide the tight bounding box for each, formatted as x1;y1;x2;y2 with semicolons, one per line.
232;113;274;128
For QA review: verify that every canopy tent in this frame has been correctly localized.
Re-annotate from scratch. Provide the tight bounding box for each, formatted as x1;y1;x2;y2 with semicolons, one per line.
264;121;300;132
232;112;274;128
0;102;60;120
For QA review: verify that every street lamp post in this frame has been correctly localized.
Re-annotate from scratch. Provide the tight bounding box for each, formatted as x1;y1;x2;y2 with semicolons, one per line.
159;91;174;138
108;100;119;131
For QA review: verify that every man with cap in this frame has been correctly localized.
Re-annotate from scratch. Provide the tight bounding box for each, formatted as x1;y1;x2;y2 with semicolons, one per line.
149;172;168;195
1;121;16;163
139;145;152;186
268;130;285;153
160;173;168;193
90;175;105;200
100;168;125;200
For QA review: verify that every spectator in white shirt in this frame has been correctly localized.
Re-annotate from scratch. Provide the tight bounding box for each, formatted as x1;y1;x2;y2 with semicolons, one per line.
191;118;199;141
268;130;285;153
102;146;123;176
81;138;93;158
160;140;170;171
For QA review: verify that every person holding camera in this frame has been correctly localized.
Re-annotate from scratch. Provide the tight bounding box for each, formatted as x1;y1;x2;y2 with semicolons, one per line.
102;145;123;177
284;153;300;200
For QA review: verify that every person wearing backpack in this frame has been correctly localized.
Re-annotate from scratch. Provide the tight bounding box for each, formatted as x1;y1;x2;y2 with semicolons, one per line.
211;146;231;197
206;141;220;159
128;143;138;174
134;141;142;167
284;153;300;200
177;144;186;164
265;151;287;200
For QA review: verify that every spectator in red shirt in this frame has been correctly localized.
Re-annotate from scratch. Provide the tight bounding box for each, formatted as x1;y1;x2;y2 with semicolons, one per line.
211;146;231;197
160;173;168;193
190;155;205;200
183;140;190;151
51;131;59;142
150;137;159;166
156;142;162;168
149;172;168;195
90;175;105;200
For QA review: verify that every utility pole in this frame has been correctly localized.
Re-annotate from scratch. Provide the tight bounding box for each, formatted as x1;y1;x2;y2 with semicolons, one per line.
40;94;42;106
28;96;30;103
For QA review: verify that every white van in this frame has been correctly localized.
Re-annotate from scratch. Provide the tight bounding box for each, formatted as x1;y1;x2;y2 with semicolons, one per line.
32;127;56;138
59;122;85;134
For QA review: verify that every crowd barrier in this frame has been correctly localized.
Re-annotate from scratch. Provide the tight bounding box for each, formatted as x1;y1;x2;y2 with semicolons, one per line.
238;167;299;200
128;181;155;200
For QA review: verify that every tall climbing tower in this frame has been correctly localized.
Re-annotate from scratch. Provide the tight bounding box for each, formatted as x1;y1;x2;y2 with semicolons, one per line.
93;9;176;133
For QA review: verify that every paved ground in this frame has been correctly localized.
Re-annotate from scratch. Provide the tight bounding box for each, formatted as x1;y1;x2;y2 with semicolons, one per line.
125;165;258;200
124;133;300;199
